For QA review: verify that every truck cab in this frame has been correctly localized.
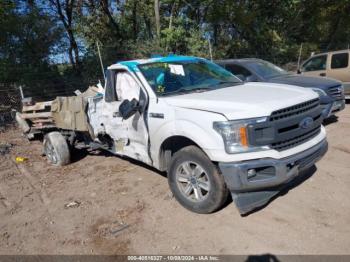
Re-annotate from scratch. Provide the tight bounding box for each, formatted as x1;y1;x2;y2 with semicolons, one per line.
84;55;328;214
300;50;350;99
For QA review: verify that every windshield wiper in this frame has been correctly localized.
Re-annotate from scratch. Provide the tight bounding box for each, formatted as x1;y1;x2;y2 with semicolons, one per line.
189;87;212;92
214;81;242;86
219;81;239;84
164;87;212;96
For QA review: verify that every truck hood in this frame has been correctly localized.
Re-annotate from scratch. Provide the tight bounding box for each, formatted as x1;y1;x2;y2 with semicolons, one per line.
268;74;341;89
163;82;318;120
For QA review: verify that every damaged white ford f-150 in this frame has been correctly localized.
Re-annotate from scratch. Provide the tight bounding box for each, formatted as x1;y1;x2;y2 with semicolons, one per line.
18;55;328;214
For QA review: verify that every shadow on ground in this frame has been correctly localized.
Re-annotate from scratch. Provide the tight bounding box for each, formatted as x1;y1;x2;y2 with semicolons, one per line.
69;144;318;216
245;254;280;262
323;115;338;126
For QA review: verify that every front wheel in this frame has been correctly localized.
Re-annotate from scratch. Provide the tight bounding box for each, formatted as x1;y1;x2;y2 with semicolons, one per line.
168;146;228;214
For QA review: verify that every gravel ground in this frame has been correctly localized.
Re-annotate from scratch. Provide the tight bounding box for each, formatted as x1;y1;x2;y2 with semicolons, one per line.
0;105;349;255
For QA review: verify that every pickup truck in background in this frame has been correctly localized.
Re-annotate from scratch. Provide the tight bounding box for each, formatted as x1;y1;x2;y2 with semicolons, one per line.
16;55;328;215
216;58;346;118
299;49;350;100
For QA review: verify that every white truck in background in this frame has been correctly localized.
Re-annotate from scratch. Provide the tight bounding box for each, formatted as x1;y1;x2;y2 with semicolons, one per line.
17;55;328;215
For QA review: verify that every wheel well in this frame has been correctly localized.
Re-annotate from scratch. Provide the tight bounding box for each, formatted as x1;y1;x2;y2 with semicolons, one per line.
159;136;200;172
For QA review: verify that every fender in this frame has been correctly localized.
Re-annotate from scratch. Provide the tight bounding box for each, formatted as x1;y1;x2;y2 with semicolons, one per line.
150;116;225;169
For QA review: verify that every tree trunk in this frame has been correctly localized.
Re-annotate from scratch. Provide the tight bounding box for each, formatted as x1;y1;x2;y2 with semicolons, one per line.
51;0;80;71
132;1;138;42
67;28;80;66
165;2;176;51
144;15;153;39
100;0;121;38
68;46;74;68
169;1;175;30
154;0;161;41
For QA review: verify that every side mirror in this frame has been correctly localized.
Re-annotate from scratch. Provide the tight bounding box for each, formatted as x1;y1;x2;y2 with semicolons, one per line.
119;98;140;120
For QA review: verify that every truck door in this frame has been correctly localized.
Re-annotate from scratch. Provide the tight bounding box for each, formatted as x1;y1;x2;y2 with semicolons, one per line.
327;52;350;82
98;70;152;165
301;54;328;77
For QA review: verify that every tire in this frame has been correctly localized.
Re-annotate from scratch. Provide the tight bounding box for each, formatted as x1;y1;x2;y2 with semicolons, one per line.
168;146;229;214
43;131;70;166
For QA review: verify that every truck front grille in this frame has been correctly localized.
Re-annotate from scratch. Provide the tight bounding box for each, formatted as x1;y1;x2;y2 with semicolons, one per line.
248;98;323;152
327;85;343;100
271;126;321;151
270;98;320;121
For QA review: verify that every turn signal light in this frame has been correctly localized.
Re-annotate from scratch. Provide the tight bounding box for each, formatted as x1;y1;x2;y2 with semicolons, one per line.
240;127;248;147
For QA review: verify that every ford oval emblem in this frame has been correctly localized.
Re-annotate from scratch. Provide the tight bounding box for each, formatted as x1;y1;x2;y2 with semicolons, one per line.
299;117;314;129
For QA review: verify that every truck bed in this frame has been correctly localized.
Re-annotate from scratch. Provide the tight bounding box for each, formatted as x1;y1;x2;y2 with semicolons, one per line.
17;86;99;137
21;101;55;129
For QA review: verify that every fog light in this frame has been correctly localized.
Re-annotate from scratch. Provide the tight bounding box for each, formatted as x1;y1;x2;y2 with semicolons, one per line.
247;169;257;179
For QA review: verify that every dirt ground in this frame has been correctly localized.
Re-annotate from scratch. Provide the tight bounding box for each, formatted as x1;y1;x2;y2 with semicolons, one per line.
0;105;350;255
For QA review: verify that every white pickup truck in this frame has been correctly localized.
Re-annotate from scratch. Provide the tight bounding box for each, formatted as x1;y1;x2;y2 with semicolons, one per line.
19;55;328;215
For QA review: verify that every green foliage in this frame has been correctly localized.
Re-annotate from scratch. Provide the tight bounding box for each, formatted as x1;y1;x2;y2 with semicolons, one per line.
1;0;350;99
159;15;209;58
0;0;69;100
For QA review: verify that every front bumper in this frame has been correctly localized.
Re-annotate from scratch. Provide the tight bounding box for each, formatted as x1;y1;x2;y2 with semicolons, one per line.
343;83;350;99
219;138;328;214
321;99;345;118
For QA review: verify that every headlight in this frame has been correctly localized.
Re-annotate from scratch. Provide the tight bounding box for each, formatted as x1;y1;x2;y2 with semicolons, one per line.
213;117;270;154
312;88;327;97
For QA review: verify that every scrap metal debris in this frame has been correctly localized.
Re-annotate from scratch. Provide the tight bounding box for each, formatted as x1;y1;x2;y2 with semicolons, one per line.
109;223;129;236
64;201;81;209
97;221;130;239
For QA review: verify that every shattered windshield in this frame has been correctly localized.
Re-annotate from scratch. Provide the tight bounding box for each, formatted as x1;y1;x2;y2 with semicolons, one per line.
138;59;242;96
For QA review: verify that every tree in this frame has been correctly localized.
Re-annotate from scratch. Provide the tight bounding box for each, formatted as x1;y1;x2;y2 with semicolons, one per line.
154;0;161;41
2;0;350;101
0;0;65;99
48;0;81;70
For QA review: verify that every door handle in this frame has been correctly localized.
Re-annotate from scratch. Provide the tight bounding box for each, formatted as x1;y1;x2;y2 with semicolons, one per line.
320;73;326;77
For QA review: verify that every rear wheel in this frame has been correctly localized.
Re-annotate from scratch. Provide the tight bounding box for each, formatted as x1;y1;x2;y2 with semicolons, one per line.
43;131;70;166
168;146;228;214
